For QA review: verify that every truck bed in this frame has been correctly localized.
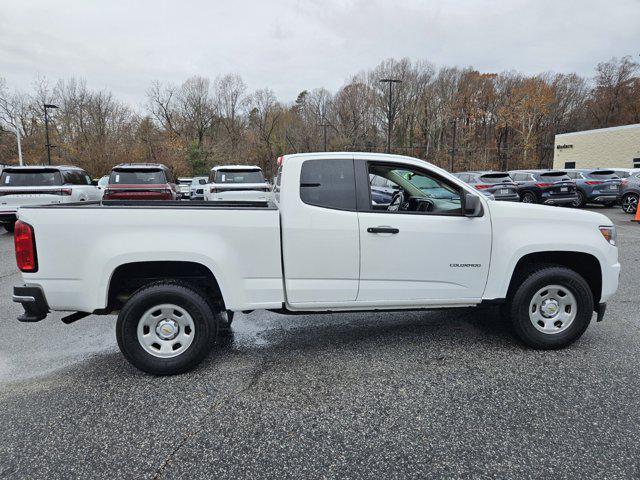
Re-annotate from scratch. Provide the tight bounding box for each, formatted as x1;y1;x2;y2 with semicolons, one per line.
16;200;284;313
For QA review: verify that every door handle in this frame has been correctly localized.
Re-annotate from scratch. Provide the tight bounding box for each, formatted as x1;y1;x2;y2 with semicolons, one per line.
367;227;399;234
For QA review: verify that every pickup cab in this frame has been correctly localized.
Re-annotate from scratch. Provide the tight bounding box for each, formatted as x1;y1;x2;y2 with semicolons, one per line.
12;153;620;375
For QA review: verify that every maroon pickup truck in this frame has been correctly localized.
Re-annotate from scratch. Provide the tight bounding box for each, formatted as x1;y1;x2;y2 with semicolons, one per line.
103;163;179;200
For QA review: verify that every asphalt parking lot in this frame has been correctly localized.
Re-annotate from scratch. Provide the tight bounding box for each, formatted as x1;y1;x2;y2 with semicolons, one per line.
1;206;639;479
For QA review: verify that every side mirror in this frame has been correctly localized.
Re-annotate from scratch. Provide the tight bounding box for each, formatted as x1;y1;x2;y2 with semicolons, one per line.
463;193;483;217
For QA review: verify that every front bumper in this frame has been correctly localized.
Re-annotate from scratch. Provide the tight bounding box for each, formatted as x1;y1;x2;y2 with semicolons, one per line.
13;285;49;322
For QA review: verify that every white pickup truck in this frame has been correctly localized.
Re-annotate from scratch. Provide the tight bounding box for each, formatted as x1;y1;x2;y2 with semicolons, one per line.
12;153;620;375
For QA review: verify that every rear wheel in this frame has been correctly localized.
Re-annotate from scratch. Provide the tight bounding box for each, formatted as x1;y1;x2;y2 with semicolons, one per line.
572;190;586;208
116;281;219;375
3;222;15;233
506;265;593;349
621;193;638;214
521;192;536;204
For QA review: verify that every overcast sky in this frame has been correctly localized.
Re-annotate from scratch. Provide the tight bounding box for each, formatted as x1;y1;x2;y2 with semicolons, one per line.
1;0;639;107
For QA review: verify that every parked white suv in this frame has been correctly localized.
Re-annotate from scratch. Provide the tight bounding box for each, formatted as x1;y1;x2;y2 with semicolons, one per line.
0;165;99;232
204;165;270;202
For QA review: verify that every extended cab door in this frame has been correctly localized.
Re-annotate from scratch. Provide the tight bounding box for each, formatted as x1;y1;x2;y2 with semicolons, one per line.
279;156;360;305
356;160;492;304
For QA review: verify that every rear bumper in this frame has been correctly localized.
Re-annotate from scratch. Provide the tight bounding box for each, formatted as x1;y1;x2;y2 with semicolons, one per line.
13;285;49;322
542;195;578;205
588;194;618;203
0;212;17;224
494;195;520;202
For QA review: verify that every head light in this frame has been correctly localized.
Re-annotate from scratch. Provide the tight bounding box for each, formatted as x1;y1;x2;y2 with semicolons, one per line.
599;226;617;246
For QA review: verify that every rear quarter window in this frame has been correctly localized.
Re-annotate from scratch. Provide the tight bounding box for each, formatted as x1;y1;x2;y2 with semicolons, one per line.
299;159;356;210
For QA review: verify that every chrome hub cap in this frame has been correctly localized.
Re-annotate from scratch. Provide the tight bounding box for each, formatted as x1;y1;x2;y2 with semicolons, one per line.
156;319;179;340
137;304;195;358
529;285;577;334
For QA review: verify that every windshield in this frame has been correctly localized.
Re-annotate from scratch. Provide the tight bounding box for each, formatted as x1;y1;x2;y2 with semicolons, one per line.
98;176;109;187
1;169;63;187
479;173;512;183
191;177;208;186
213;169;265;184
110;169;166;184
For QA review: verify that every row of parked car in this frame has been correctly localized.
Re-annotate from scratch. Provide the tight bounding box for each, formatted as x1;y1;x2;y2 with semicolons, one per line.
2;161;640;233
0;163;272;232
452;168;640;213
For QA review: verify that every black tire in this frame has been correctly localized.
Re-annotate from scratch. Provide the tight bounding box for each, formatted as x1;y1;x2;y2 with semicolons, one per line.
506;265;593;349
621;193;638;214
521;191;536;204
116;281;219;375
3;222;15;233
573;190;586;208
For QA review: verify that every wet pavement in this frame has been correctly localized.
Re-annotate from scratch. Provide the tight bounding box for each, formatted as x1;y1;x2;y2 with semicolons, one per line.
1;207;639;479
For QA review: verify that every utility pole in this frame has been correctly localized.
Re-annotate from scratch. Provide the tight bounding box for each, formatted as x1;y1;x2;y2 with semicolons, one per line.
379;78;402;153
44;103;58;166
450;118;457;172
319;117;330;152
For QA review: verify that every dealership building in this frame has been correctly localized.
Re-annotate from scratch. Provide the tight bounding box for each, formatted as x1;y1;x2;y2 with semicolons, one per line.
553;123;640;170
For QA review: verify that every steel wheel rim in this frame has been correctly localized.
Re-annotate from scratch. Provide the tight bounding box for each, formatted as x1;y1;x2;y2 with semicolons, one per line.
529;285;577;335
622;195;638;213
137;304;195;358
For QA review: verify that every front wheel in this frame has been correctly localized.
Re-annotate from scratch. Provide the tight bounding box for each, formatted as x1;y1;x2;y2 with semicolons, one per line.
572;190;586;208
506;265;593;349
116;281;219;375
621;193;638;214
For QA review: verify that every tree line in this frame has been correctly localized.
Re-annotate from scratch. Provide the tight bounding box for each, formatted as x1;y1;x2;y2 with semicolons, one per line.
1;56;639;178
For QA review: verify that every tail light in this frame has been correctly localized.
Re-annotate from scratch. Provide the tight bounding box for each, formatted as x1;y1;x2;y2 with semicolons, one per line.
277;156;283;166
210;186;217;194
621;179;629;187
535;183;552;188
61;188;72;195
14;220;38;272
474;184;491;190
585;181;603;186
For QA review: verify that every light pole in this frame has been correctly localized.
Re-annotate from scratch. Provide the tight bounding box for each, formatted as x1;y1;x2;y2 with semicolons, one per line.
379;78;402;153
44;103;58;166
0;98;23;165
450;118;457;172
319;117;330;152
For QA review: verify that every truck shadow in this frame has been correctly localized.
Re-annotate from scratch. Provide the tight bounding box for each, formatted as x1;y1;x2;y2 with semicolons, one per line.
215;306;516;354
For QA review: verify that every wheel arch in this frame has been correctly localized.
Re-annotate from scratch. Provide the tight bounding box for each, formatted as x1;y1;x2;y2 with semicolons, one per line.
106;261;225;312
505;251;602;308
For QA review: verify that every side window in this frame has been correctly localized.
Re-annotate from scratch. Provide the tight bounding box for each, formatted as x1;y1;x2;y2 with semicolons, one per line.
62;171;75;185
366;163;462;215
299;159;356;210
